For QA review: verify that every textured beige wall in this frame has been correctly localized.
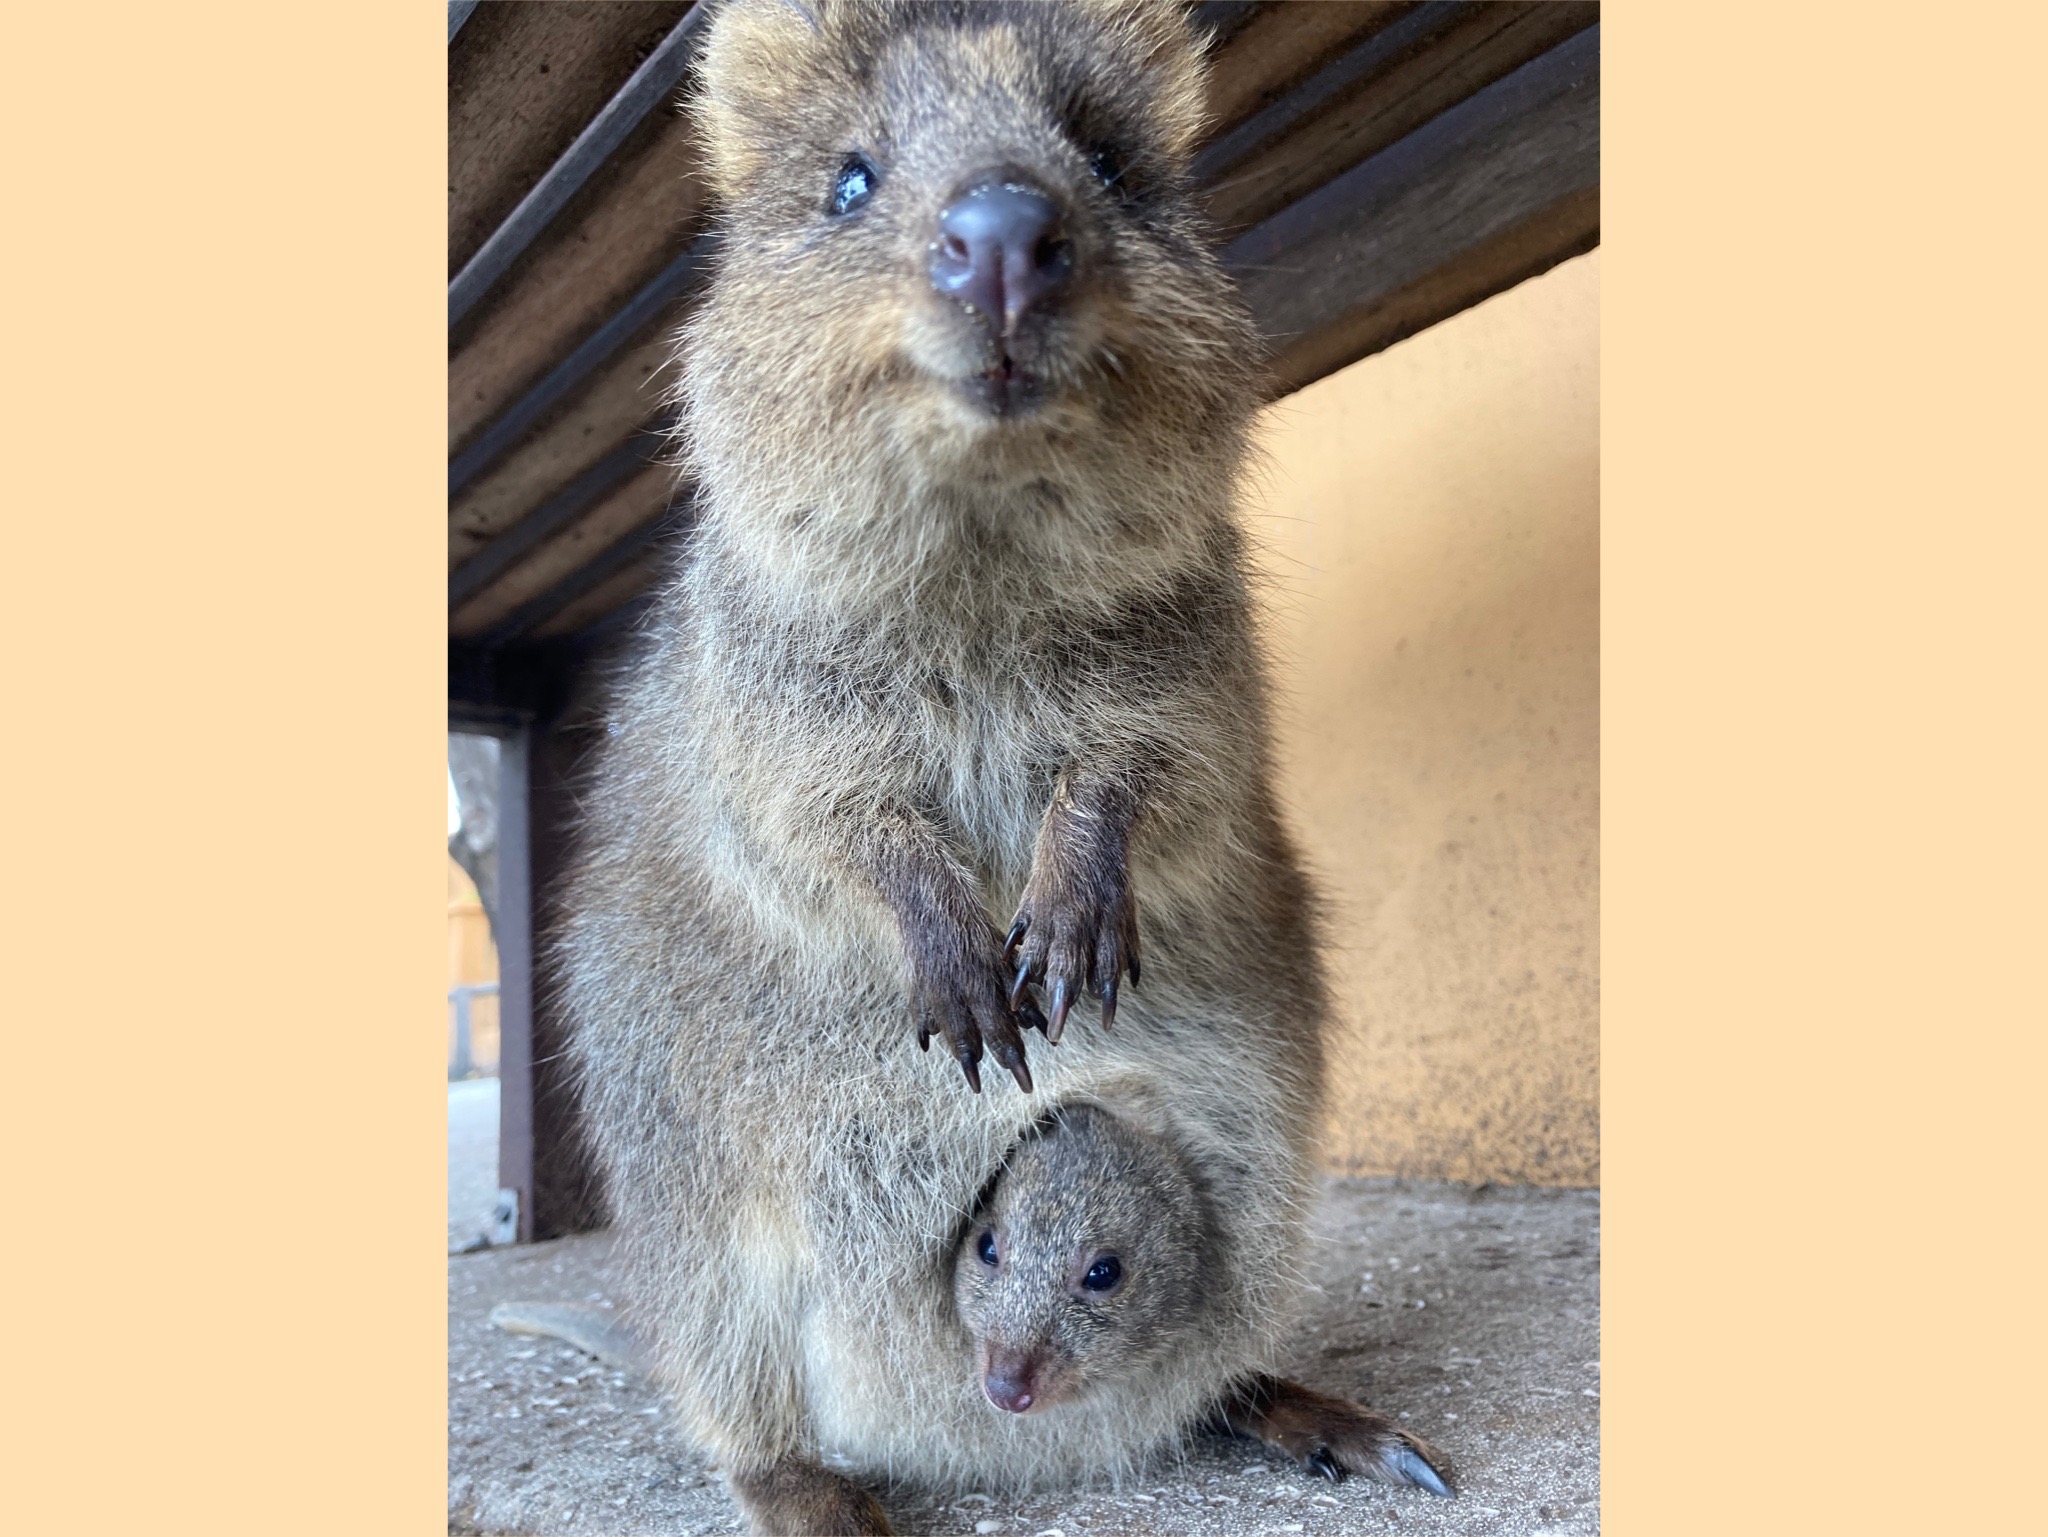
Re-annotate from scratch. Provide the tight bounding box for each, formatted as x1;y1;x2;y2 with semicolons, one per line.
1248;251;1599;1187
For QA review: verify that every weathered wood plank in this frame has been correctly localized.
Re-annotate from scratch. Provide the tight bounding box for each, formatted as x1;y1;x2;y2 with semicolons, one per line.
1200;1;1407;136
495;702;607;1242
451;3;714;324
536;558;664;641
494;720;537;1242
451;418;671;600
449;3;692;277
451;234;714;493
1203;2;1597;237
483;498;694;648
1226;23;1599;396
452;462;676;638
448;333;675;567
449;113;708;455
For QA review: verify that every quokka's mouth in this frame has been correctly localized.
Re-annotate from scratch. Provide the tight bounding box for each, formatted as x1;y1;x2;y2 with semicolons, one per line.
956;353;1050;418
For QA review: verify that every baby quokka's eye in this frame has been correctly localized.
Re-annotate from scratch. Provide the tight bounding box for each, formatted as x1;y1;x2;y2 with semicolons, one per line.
829;154;879;216
1082;1255;1122;1292
977;1230;999;1267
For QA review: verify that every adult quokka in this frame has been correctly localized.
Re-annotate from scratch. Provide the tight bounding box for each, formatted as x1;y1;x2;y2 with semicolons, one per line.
562;3;1454;1531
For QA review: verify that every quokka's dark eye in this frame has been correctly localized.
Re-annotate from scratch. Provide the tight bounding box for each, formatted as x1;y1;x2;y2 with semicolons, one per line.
977;1230;999;1267
1082;1255;1122;1292
829;154;878;216
1088;146;1126;193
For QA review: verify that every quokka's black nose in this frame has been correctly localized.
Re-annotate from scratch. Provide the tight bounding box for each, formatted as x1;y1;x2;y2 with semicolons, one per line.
929;177;1074;337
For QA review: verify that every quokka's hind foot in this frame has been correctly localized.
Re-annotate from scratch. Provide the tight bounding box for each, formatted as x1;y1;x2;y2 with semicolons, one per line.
728;1456;894;1536
1218;1374;1455;1498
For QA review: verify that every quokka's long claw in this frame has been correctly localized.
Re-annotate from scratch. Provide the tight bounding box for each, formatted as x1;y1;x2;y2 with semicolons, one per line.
1047;976;1072;1040
1394;1447;1453;1499
994;1041;1033;1094
1009;958;1034;1009
1016;994;1052;1042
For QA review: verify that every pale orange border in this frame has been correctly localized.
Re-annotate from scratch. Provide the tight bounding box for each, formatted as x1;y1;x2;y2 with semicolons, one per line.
1601;1;2043;1532
10;2;2042;1534
8;1;447;1532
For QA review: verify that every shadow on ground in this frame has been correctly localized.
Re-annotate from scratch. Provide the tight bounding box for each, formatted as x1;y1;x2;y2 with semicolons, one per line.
448;1179;1598;1535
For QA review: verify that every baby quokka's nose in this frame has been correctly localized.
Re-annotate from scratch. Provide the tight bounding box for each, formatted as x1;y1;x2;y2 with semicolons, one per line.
982;1343;1042;1414
929;176;1074;337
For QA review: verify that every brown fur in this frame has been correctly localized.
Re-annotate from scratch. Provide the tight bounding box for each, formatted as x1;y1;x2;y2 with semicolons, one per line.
558;4;1430;1532
1219;1377;1456;1497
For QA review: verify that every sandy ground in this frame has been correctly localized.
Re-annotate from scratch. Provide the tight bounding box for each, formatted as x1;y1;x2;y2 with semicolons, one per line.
447;1178;1598;1535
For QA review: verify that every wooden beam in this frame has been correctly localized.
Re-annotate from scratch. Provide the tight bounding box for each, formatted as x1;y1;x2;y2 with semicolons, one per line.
449;333;675;567
1187;1;1266;50
450;234;715;494
479;497;695;649
1199;2;1408;135
451;421;671;607
447;1;478;47
448;117;708;454
451;3;713;325
544;561;663;643
450;3;695;278
450;637;588;724
538;558;665;642
1197;3;1467;184
1225;23;1599;396
1203;1;1598;238
452;462;674;637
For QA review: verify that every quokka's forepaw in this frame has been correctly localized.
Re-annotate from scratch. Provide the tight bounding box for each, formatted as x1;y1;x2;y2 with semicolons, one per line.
1005;870;1139;1044
911;938;1039;1095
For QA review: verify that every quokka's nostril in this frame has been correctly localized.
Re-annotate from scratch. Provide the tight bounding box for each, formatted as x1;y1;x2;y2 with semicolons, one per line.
929;174;1075;336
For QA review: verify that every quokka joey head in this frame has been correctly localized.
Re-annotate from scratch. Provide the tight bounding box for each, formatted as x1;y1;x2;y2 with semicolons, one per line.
690;0;1251;473
954;1103;1214;1415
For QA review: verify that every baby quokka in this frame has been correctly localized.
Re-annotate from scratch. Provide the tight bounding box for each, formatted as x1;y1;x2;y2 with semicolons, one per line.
957;1105;1451;1493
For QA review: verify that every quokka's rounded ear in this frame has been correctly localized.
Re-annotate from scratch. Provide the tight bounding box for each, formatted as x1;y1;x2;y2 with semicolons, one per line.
690;0;838;202
1076;0;1214;163
1145;22;1213;162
